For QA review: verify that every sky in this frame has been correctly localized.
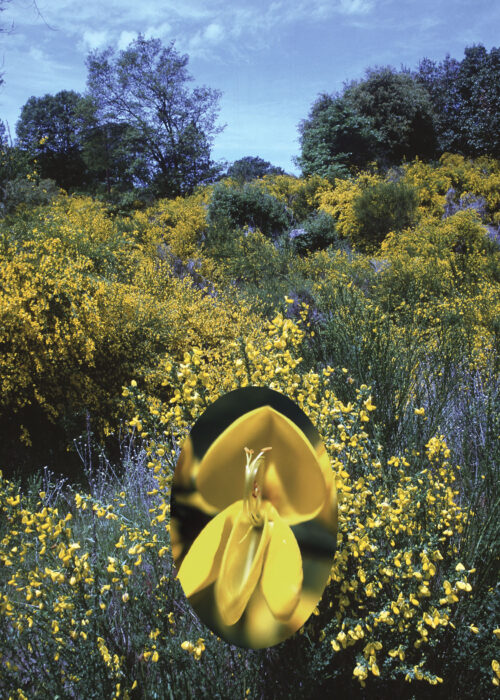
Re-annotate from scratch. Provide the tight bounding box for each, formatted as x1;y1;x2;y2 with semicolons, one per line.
0;0;498;174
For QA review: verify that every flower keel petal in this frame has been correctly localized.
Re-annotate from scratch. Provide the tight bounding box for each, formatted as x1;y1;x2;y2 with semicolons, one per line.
178;501;241;598
261;506;303;620
216;508;271;626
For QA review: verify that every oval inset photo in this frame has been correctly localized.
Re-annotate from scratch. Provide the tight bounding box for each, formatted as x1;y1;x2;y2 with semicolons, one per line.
171;387;337;648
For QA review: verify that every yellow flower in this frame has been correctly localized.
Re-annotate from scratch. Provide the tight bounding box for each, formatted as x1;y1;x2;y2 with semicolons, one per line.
178;406;329;626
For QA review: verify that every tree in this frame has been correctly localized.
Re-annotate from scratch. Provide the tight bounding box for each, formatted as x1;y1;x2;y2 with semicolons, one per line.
207;182;293;240
296;93;379;180
343;68;437;167
76;95;149;195
225;156;284;183
16;90;90;190
416;45;500;158
415;55;463;154
1;118;30;189
86;35;224;197
297;68;438;178
459;45;500;158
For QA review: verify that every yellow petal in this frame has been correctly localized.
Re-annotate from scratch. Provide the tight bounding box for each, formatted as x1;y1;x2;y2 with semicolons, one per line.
216;507;271;626
243;584;285;649
197;406;326;524
177;501;241;598
260;505;302;620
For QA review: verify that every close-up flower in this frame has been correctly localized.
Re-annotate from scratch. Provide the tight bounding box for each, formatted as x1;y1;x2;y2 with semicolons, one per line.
176;404;337;644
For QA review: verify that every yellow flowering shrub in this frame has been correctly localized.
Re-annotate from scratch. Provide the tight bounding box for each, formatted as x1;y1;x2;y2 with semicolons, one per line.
402;154;500;223
259;173;332;221
0;194;258;465
0;236;103;424
0;153;497;696
378;210;497;298
317;172;382;243
132;190;209;262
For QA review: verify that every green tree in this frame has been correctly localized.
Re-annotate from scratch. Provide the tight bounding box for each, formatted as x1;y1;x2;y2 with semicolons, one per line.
296;93;378;180
344;67;437;167
15;90;90;190
297;68;437;177
458;45;500;157
0;119;30;186
86;35;224;197
225;156;285;183
76;95;148;195
417;45;500;158
207;182;293;240
415;55;463;154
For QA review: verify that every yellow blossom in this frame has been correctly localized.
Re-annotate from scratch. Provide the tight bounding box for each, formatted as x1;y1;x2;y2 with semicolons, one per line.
178;406;333;627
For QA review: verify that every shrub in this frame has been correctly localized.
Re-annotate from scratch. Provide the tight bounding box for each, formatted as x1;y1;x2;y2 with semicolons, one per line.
351;179;419;251
1;176;61;217
292;210;339;254
207;182;293;240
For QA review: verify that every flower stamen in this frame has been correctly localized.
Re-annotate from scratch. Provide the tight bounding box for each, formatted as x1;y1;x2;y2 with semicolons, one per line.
243;446;272;526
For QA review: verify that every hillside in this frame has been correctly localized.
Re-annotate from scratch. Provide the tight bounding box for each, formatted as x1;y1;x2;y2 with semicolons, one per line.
0;154;499;697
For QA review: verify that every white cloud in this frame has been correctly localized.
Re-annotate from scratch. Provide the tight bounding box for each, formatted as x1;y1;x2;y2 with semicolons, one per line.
28;46;46;63
81;29;110;50
338;0;374;15
204;23;224;43
24;0;376;55
144;22;172;41
186;21;225;58
117;30;138;50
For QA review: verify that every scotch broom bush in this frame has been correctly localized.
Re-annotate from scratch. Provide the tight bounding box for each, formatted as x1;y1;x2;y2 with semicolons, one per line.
0;154;498;697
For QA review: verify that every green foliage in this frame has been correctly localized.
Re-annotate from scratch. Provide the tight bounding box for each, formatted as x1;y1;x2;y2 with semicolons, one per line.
76;95;149;195
225;156;285;183
15;91;91;191
207;181;293;240
1;175;61;216
351;179;419;251
344;67;437;167
416;44;500;158
296;93;379;180
299;46;500;178
86;35;223;198
0;121;33;204
292;210;339;254
298;68;437;178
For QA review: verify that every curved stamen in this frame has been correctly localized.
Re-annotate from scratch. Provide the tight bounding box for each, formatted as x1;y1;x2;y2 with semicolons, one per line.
243;446;271;526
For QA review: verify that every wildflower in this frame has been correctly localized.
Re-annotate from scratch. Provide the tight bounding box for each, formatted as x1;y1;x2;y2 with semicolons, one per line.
178;406;331;626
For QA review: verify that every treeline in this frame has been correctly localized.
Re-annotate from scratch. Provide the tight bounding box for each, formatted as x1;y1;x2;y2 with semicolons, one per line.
1;40;499;212
297;44;500;179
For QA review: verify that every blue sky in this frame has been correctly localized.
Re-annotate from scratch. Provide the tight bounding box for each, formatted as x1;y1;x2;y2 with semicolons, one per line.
0;0;498;174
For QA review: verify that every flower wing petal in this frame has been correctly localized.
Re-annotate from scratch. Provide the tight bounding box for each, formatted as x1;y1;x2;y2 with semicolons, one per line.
177;501;241;599
260;408;326;523
197;406;326;523
260;505;303;620
215;508;271;626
